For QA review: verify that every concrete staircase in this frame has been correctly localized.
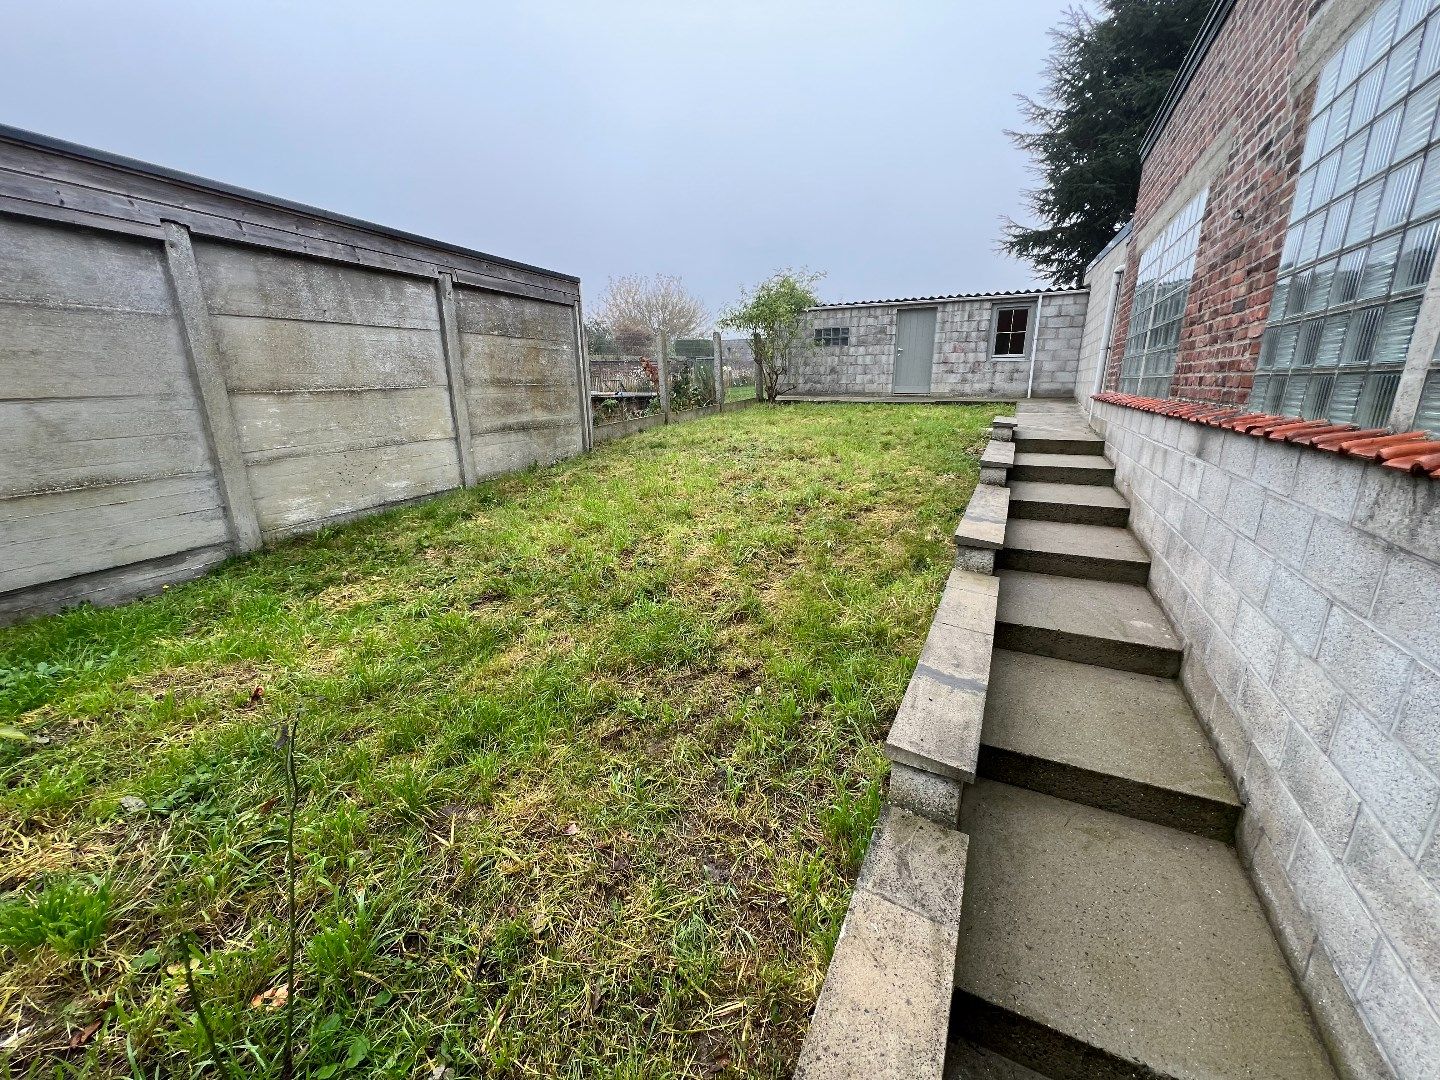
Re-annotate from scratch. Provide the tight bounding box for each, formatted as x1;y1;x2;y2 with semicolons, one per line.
948;404;1337;1080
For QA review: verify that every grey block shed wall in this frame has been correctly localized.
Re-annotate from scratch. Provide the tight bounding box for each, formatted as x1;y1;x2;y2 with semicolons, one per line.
1091;399;1440;1077
0;127;585;624
796;292;1088;398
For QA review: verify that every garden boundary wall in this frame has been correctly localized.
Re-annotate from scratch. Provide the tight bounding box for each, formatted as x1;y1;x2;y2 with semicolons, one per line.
1090;395;1440;1076
0;126;588;625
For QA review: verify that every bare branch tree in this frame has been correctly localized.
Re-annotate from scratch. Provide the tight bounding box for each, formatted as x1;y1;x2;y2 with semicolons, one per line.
593;274;709;352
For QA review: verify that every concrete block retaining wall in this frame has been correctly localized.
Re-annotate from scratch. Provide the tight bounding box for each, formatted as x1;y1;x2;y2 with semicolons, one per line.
796;293;1088;398
797;418;1015;1078
1090;398;1440;1076
0;127;586;624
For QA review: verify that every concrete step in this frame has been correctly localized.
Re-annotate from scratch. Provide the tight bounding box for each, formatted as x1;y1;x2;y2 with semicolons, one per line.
952;781;1336;1080
1010;452;1115;486
995;570;1181;677
1014;431;1106;456
1008;481;1130;528
998;519;1150;585
979;650;1240;841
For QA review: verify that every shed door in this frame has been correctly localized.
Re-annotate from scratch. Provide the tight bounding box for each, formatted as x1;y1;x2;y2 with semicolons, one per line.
893;308;936;394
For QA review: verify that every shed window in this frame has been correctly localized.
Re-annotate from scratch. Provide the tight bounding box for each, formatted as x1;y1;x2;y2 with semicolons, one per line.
1252;0;1440;428
993;307;1031;355
815;326;850;346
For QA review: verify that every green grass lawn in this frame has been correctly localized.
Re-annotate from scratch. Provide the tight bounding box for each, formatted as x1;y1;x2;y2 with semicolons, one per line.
721;383;756;403
0;403;996;1078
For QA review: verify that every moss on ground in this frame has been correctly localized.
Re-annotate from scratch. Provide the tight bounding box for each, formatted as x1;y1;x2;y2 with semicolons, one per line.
0;403;998;1078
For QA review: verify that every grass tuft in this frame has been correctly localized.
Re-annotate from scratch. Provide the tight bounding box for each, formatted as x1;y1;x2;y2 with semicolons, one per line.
0;876;111;956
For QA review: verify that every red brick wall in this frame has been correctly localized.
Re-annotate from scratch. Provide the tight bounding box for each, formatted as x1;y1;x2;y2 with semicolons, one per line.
1104;0;1326;404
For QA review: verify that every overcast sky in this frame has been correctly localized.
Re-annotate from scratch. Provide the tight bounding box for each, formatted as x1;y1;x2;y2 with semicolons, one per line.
2;0;1074;317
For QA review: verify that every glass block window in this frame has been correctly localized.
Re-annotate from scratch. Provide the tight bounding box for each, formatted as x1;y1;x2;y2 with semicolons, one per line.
992;306;1032;355
1118;189;1210;397
1416;366;1440;428
814;326;850;346
1251;0;1440;427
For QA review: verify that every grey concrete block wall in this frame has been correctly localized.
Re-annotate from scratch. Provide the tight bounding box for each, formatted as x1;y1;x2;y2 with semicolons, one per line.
1092;399;1440;1078
1074;234;1130;406
795;292;1088;398
0;127;585;624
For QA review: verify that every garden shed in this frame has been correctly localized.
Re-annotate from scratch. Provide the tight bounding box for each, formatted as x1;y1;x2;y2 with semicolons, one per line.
795;288;1089;399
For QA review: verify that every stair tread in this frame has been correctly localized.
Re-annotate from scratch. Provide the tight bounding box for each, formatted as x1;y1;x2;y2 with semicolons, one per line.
1008;480;1129;511
1012;451;1113;470
1014;429;1106;455
955;780;1336;1080
981;650;1238;809
996;570;1179;654
1002;519;1149;566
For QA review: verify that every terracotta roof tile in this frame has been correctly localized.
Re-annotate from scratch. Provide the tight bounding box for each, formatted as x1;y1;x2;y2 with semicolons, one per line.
1339;431;1428;459
1310;427;1388;450
1265;420;1340;440
1384;449;1440;475
1090;393;1438;481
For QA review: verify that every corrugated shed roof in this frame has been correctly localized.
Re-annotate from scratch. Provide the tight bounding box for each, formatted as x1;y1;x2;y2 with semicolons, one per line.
809;286;1085;310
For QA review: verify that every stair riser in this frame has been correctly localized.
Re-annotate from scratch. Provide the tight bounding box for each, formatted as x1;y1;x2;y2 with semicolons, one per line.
995;622;1181;678
1011;463;1115;486
1015;437;1106;456
950;993;1148;1080
976;746;1239;844
998;548;1150;586
1010;500;1131;528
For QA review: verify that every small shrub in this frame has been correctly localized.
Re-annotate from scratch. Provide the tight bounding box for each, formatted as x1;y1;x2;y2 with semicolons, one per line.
0;877;111;956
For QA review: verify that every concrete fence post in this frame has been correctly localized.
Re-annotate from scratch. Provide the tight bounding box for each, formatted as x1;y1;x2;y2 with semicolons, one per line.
161;220;262;553
657;330;672;423
574;295;595;451
712;329;725;410
435;272;479;486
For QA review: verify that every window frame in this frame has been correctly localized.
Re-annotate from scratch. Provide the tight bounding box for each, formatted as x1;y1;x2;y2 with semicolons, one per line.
990;304;1034;359
814;326;851;347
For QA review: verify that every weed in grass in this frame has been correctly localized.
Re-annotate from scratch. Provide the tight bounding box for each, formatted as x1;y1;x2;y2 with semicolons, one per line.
0;875;111;956
0;403;1001;1077
822;776;885;873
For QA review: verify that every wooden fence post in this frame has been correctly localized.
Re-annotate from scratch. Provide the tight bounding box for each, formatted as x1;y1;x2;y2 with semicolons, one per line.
657;331;672;423
436;272;479;486
161;220;262;552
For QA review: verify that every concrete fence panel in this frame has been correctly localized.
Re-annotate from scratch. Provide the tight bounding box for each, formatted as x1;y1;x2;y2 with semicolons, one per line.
193;238;465;538
0;125;585;624
0;216;231;610
453;284;583;481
